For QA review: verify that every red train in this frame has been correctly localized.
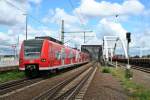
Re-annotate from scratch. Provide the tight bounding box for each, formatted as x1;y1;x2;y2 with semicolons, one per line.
19;36;89;77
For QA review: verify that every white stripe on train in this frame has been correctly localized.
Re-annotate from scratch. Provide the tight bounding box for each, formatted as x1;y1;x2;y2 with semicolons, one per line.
19;61;89;71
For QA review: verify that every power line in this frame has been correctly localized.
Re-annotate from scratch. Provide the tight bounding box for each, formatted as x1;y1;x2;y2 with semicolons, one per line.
29;15;50;27
67;0;93;31
5;0;50;28
68;0;84;25
5;0;26;12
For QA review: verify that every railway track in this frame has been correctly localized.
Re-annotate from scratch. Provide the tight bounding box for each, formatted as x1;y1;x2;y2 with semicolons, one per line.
130;65;150;73
33;63;97;100
0;62;92;97
0;78;27;90
0;77;44;95
111;62;150;73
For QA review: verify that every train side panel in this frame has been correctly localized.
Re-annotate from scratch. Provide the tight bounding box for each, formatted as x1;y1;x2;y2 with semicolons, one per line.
19;42;25;70
38;40;50;70
19;38;90;77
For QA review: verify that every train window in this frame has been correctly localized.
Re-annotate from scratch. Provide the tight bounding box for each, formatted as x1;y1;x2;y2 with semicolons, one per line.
76;52;80;60
24;40;43;59
61;53;66;59
69;51;73;58
61;48;66;59
55;51;61;60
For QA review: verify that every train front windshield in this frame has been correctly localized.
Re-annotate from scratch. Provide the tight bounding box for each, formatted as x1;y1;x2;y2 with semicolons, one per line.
24;40;43;59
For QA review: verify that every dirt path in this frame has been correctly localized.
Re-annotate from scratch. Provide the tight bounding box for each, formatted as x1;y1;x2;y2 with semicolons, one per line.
83;66;128;100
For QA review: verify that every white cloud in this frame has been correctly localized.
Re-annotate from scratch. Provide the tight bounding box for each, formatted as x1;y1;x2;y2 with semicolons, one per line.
0;25;53;47
24;25;54;39
0;0;43;26
85;36;102;45
0;0;26;26
42;8;103;48
50;8;80;27
0;32;10;41
96;18;127;40
132;28;150;48
129;29;150;56
0;0;45;53
75;0;144;17
42;9;55;24
29;0;42;5
42;8;88;30
64;31;100;49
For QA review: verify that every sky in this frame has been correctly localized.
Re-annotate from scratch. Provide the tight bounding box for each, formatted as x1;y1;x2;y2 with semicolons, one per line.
0;0;150;56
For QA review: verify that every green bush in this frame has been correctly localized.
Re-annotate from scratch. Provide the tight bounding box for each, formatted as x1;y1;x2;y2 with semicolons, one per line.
102;67;111;73
125;69;133;79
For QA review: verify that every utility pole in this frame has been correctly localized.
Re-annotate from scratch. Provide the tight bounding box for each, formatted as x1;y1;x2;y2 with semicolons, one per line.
60;20;93;44
61;20;64;44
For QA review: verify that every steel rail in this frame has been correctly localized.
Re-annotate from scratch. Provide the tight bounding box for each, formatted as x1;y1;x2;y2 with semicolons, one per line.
33;62;95;100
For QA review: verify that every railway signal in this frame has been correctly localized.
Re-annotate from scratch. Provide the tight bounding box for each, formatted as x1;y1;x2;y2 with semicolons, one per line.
126;32;131;43
126;32;131;68
126;32;133;79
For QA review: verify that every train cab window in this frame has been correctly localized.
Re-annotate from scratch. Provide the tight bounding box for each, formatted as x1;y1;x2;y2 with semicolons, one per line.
24;40;43;59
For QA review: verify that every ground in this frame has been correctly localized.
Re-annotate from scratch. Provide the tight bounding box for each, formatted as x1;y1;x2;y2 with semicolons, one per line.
83;66;128;100
132;69;150;89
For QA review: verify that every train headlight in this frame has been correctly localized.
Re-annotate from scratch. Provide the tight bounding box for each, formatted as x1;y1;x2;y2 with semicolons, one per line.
41;59;46;62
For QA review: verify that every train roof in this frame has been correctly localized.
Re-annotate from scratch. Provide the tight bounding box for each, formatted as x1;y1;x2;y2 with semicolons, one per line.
35;36;63;45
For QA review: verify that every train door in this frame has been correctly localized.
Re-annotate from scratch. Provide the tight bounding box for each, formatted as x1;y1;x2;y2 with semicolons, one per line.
76;51;80;63
61;48;65;65
55;49;61;66
49;44;55;67
70;50;72;64
53;46;62;66
70;50;73;64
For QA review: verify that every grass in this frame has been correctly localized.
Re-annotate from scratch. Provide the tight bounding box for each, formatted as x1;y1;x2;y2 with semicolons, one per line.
0;70;25;83
101;66;150;100
102;67;111;73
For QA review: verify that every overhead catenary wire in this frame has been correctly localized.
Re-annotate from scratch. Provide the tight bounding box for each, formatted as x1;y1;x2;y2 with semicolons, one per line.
68;0;84;25
67;0;92;30
5;0;50;28
67;0;95;43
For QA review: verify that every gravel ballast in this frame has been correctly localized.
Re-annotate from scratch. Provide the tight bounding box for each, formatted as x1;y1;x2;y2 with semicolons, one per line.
132;69;150;89
0;63;92;100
